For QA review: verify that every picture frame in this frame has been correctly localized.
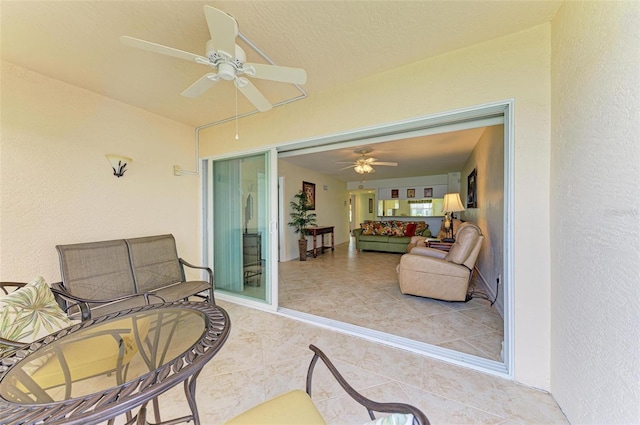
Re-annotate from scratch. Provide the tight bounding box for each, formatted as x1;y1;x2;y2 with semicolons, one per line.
467;169;477;208
302;181;316;210
424;187;433;198
407;188;415;198
368;198;373;213
391;189;399;199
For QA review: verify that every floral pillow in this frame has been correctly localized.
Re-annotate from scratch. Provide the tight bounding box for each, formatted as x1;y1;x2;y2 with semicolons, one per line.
0;276;73;354
361;222;375;235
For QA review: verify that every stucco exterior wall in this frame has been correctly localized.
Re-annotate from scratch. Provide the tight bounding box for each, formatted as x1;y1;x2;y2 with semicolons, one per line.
200;25;552;389
550;2;640;423
0;61;200;282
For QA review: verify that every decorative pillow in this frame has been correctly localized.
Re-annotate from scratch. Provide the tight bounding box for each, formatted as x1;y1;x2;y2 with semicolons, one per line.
362;413;415;425
361;222;375;235
404;223;417;237
0;276;73;349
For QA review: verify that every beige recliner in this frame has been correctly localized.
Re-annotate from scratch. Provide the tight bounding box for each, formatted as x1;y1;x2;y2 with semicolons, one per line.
396;223;483;302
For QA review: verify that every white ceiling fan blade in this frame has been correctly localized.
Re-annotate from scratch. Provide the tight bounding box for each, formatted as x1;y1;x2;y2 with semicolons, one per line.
203;6;238;58
236;78;272;112
244;63;307;85
181;73;220;98
339;165;357;170
120;36;205;63
371;161;398;166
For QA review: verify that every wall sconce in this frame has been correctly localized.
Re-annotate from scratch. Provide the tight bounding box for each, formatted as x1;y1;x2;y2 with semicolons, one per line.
106;154;132;178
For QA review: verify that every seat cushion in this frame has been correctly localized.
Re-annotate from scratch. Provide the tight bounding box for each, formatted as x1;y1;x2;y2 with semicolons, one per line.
154;280;210;302
223;390;326;425
359;235;389;243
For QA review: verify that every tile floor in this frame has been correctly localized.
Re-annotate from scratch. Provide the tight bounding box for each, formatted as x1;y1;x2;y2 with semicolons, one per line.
103;240;565;424
123;299;567;425
279;239;504;362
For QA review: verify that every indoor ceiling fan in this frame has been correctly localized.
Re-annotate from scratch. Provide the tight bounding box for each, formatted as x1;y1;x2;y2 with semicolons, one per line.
338;149;398;174
120;5;307;112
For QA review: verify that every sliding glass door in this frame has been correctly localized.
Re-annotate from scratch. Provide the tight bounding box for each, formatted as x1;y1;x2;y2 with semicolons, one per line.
204;150;277;308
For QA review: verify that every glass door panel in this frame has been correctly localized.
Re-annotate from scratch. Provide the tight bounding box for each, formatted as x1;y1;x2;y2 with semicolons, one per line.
209;152;271;303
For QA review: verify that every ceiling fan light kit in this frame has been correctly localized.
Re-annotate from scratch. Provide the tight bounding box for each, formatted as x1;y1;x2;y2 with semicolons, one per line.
120;6;307;114
339;148;398;175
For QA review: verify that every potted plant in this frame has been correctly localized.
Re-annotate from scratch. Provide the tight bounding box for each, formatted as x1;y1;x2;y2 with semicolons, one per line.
287;190;317;261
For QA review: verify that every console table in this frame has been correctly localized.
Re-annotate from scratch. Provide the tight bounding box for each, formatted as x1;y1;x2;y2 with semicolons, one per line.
305;226;335;258
0;301;230;425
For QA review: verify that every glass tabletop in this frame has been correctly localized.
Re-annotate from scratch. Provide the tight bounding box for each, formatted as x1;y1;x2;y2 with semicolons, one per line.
1;307;206;403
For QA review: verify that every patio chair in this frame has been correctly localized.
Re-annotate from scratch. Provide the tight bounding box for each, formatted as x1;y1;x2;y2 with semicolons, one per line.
223;344;429;425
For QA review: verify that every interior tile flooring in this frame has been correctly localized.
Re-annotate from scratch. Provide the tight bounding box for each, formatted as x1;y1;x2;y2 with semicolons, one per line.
279;239;505;362
108;299;567;425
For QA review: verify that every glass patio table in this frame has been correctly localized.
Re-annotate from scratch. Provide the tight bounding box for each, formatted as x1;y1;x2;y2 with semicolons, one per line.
0;301;230;425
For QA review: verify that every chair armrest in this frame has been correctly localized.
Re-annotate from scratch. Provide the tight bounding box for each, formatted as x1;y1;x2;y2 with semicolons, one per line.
0;336;27;349
409;247;447;259
306;344;430;425
179;258;215;289
51;283;165;321
0;281;27;295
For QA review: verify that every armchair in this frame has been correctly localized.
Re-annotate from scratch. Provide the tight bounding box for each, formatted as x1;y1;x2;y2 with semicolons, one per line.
396;223;484;302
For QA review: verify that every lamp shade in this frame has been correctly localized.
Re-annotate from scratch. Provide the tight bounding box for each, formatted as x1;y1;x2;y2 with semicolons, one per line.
106;154;132;178
442;193;465;213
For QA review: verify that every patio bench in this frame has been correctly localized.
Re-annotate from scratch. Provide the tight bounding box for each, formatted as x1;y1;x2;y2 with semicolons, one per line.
53;234;213;320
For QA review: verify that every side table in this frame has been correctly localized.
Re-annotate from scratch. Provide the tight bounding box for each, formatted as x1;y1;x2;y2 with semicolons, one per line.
426;241;454;252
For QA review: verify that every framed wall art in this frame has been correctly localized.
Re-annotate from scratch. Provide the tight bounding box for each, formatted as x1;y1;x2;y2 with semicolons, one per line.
407;188;415;198
302;181;316;210
391;189;399;199
424;187;433;198
467;169;477;208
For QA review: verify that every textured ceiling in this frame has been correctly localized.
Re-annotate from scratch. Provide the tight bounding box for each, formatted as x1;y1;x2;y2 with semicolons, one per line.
1;1;560;180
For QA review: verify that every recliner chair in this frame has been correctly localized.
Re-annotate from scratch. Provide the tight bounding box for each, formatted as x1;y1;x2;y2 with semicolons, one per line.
396;223;484;302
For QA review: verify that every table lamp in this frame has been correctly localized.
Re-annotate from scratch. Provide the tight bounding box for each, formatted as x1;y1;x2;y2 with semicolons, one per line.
442;193;465;241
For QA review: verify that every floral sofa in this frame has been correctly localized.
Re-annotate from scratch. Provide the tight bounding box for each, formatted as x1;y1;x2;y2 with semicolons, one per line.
352;221;431;253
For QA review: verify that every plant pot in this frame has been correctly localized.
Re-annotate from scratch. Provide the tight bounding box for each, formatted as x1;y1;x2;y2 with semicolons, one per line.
298;239;308;261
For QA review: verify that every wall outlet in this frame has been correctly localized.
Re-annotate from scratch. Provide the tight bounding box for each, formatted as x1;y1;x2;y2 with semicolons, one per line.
173;165;181;176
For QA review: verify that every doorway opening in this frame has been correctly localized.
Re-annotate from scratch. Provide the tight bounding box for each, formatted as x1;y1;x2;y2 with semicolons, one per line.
276;100;513;377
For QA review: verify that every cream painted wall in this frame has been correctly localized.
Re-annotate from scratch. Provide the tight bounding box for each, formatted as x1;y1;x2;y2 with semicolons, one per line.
461;125;505;316
354;192;376;226
199;25;552;389
550;2;640;423
0;62;200;282
278;159;349;262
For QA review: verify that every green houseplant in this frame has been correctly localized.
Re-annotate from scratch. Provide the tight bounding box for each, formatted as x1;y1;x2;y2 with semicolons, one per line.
287;190;317;261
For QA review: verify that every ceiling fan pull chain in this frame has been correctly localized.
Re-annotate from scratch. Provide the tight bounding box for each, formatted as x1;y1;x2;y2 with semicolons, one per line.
235;82;239;140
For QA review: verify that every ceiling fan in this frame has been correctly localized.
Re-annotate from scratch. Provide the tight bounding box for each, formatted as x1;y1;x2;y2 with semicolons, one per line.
120;6;307;112
338;149;398;174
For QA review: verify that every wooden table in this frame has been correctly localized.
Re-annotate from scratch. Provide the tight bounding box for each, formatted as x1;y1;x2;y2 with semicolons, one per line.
0;301;230;425
305;226;335;258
